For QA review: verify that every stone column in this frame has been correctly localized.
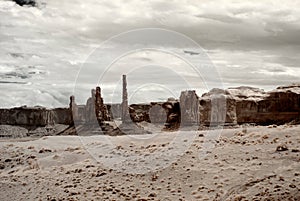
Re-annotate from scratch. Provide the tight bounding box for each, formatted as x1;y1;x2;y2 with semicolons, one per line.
180;90;200;126
211;94;226;126
95;86;110;122
69;95;78;124
121;75;130;123
95;86;103;121
85;89;97;123
46;110;55;126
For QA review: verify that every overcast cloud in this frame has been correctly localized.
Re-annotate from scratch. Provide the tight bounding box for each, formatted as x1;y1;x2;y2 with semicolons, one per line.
0;0;300;107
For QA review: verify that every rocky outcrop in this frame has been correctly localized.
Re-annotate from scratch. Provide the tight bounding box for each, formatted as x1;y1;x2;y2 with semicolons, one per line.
0;125;28;138
95;86;110;122
200;85;300;126
116;75;152;135
0;84;299;136
180;90;200;126
129;104;151;122
125;100;180;129
236;85;300;125
200;89;235;126
0;106;71;127
85;89;97;123
52;108;72;125
149;104;167;124
162;98;180;129
69;96;79;124
121;75;131;123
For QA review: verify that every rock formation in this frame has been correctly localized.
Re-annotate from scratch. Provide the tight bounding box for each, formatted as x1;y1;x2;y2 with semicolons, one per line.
0;106;71;127
90;87;124;135
69;95;79;124
121;75;131;123
162;98;181;129
200;89;229;126
200;85;300;126
180;90;200;126
95;86;110;122
115;75;151;135
149;104;167;124
235;85;300;124
129;104;151;122
0;84;299;136
85;89;97;123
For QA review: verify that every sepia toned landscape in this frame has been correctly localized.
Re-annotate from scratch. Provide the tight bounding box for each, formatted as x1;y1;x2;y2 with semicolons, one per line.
1;78;300;200
1;0;300;200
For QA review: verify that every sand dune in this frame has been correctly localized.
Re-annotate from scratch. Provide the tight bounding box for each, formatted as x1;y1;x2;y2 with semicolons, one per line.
0;125;299;200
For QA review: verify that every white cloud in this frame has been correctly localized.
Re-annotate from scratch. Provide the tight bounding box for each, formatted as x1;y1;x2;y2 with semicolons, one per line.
0;0;300;107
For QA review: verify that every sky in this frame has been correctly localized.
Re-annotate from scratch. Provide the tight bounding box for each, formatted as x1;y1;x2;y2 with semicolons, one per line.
0;0;300;107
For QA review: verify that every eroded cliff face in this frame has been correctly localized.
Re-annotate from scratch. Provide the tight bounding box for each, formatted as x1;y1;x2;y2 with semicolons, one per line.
129;104;151;123
0;106;71;127
180;90;199;126
0;85;299;131
126;100;180;129
162;98;181;129
149;104;167;124
200;85;300;126
237;86;300;125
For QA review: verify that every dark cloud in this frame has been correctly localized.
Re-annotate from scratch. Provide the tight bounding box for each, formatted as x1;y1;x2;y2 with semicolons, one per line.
0;81;28;84
11;0;36;7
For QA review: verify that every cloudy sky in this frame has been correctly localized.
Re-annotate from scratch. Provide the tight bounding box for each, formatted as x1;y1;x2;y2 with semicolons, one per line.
1;0;300;107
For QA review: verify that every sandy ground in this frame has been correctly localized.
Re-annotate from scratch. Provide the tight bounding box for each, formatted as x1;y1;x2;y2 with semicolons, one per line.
0;125;299;201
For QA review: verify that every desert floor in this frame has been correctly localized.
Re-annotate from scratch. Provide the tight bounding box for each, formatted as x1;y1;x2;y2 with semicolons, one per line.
0;125;299;201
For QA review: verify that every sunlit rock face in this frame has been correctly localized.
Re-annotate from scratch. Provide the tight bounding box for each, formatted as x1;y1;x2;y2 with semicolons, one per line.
235;85;300;125
200;89;236;126
200;85;300;126
180;90;200;126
